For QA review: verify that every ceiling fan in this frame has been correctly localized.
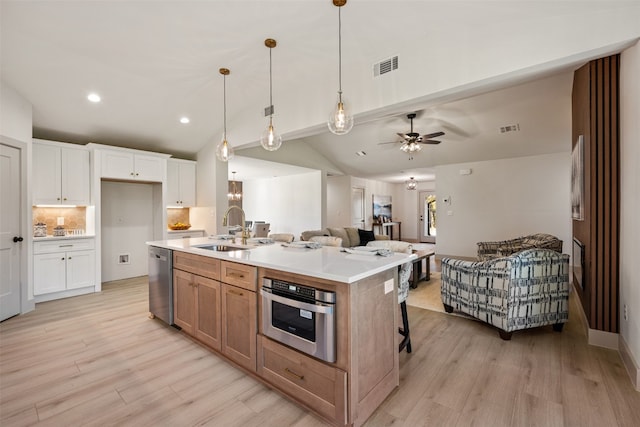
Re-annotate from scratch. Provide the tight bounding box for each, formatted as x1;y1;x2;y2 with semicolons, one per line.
379;113;445;155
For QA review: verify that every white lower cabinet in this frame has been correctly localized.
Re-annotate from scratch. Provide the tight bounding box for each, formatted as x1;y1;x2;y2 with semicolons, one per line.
33;238;95;299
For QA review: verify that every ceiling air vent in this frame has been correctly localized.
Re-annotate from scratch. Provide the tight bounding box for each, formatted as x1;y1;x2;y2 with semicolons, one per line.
373;56;399;77
499;123;520;133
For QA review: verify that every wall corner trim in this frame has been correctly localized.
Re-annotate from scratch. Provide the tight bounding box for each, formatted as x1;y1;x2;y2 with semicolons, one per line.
587;328;619;350
619;334;640;392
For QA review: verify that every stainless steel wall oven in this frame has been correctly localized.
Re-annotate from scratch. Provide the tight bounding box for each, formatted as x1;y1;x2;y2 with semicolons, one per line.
260;278;336;363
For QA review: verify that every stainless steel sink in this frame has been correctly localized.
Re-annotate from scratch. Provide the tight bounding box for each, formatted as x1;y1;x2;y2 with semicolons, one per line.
194;244;244;252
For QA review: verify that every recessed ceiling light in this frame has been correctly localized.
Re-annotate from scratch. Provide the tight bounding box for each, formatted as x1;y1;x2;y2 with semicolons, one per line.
87;93;101;103
179;117;190;124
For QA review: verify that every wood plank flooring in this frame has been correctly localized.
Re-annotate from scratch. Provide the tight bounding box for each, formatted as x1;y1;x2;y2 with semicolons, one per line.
1;276;639;426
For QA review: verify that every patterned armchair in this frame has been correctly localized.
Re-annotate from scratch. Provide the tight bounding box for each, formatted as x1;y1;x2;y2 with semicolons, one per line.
441;248;570;340
477;233;563;261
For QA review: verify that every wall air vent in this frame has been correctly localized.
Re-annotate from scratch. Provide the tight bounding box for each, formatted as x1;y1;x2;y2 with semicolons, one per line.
373;56;399;77
499;123;520;133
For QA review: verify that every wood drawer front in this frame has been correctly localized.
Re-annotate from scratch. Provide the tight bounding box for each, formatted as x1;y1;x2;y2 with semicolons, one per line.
34;238;95;254
258;336;347;425
173;251;220;280
221;261;256;291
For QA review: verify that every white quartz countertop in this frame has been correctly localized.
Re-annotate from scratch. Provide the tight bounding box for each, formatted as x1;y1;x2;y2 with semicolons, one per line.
147;237;415;284
33;234;95;241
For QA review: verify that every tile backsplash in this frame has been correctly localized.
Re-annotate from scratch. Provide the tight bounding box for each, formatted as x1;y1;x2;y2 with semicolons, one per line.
33;207;87;236
167;208;190;227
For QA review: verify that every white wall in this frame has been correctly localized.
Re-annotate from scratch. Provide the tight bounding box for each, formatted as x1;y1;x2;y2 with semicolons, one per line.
620;41;640;378
192;139;228;235
0;79;34;314
0;80;32;143
327;175;352;228
101;181;155;282
242;171;322;237
350;177;398;230
435;153;571;258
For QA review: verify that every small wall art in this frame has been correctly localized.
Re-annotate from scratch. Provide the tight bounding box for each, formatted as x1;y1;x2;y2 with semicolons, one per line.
372;195;392;223
571;135;584;221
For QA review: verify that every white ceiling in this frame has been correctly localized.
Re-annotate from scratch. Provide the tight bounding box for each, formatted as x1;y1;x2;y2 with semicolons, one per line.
1;1;637;183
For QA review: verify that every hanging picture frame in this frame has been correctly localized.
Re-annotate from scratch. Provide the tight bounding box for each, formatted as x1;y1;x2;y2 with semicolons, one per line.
571;135;584;221
372;195;392;223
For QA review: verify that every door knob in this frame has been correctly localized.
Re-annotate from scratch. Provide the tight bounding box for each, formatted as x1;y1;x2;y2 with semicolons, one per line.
13;236;23;242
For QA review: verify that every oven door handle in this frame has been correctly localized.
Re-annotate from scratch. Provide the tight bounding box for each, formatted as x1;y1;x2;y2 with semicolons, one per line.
260;289;334;315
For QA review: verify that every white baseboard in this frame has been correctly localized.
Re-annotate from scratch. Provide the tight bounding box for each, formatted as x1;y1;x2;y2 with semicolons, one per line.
619;335;640;391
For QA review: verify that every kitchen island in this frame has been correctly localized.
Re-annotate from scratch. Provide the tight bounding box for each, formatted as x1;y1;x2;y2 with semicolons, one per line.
147;237;415;427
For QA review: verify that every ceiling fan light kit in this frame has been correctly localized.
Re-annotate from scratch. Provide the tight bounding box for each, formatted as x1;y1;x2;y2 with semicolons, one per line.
260;38;283;151
379;112;445;157
216;68;235;162
327;0;354;135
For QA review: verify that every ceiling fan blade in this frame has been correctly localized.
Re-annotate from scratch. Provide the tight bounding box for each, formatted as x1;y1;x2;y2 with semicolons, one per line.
422;131;445;139
397;132;410;139
377;141;401;145
420;140;441;145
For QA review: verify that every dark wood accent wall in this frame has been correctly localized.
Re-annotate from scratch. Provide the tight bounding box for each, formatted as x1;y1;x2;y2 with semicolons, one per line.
571;55;620;333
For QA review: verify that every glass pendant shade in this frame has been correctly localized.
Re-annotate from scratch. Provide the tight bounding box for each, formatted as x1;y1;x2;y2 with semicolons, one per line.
216;68;233;162
328;98;354;135
261;38;282;151
327;0;353;135
216;138;234;161
260;123;282;151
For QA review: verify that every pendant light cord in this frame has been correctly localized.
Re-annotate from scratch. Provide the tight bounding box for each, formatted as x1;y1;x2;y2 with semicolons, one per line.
223;74;227;139
269;46;273;125
338;6;343;101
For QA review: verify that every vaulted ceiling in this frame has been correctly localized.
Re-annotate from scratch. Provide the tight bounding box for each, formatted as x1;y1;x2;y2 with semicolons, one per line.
2;1;638;183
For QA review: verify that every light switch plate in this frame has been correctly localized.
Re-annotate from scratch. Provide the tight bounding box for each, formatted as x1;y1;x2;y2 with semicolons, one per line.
384;279;394;294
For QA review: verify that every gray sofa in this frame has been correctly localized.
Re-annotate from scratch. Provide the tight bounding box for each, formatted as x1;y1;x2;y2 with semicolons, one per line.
300;227;389;248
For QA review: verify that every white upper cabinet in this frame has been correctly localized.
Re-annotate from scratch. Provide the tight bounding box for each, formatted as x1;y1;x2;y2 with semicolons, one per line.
100;149;166;182
32;140;90;206
167;159;196;207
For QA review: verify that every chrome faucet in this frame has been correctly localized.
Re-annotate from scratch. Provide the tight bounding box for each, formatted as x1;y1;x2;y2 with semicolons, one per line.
222;205;250;245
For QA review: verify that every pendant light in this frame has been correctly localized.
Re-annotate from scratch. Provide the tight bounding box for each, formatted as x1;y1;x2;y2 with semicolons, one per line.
405;177;418;190
216;68;234;162
260;38;282;151
228;171;242;201
327;0;353;135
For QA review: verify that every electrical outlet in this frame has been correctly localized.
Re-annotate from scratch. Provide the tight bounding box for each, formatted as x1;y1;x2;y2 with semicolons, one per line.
624;304;628;321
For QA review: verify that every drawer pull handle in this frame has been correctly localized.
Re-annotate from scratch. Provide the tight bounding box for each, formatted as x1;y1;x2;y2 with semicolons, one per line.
284;368;304;381
59;244;73;248
228;288;244;296
228;272;245;279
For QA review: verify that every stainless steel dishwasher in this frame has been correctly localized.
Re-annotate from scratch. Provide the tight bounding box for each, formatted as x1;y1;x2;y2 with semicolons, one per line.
148;246;173;325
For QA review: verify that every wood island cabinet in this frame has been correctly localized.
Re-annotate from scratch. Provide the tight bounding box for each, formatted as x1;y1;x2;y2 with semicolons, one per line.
173;253;257;369
173;252;222;351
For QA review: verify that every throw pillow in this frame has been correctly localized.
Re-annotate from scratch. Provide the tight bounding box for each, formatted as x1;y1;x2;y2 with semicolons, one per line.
358;229;376;246
327;227;350;247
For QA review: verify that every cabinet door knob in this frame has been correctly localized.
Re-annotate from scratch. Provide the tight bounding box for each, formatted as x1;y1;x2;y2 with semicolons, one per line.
130;172;135;176
61;257;65;261
135;173;139;176
57;197;61;201
63;197;67;201
68;257;72;260
13;236;24;242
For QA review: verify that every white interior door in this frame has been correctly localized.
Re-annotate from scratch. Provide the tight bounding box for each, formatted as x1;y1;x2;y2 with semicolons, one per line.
0;143;23;321
351;187;365;229
419;191;436;243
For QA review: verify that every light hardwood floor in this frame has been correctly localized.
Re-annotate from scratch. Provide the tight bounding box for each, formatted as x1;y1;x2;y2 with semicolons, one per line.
1;276;639;427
